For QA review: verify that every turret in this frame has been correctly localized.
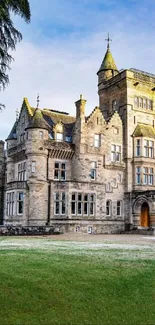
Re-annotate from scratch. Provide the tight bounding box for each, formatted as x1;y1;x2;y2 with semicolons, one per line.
97;42;118;85
25;108;50;226
25;108;49;182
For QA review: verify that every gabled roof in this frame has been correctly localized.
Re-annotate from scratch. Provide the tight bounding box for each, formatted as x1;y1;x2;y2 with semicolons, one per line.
97;48;118;74
133;123;155;138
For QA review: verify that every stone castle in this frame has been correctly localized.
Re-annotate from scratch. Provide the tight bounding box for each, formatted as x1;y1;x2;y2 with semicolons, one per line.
0;41;155;234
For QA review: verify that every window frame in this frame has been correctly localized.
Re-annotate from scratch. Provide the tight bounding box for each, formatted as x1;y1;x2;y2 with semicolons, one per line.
136;139;141;156
144;139;154;158
94;134;100;148
111;144;121;163
17;192;24;215
106;200;112;216
39;131;43;139
32;161;36;173
71;193;95;216
54;161;66;181
54;192;66;216
112;100;117;111
136;166;141;184
143;167;153;185
117;200;122;216
90;162;97;180
56;132;63;142
6;192;15;216
18;162;26;181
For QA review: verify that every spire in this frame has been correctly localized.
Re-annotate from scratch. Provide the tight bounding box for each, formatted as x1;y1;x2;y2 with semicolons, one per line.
26;104;49;131
97;48;118;74
97;34;118;76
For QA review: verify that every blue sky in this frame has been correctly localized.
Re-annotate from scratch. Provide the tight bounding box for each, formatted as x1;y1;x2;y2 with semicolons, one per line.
1;0;155;139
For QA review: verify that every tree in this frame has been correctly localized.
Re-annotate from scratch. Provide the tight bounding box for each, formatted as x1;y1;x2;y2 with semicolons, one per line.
0;0;31;109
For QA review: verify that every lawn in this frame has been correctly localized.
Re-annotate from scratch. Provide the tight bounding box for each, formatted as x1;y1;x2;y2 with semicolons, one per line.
0;237;154;325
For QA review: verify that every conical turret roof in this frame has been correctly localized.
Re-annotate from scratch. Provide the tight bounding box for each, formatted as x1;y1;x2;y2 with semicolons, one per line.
97;48;118;74
26;108;50;130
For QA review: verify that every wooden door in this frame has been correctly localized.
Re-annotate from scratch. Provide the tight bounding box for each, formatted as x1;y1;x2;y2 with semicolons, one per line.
141;203;149;227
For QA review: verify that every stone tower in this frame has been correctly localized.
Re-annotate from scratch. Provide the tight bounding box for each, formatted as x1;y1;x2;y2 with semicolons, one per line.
97;43;119;115
25;108;49;226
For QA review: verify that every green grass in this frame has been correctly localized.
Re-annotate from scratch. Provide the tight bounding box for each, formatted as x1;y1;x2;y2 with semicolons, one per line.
0;238;155;325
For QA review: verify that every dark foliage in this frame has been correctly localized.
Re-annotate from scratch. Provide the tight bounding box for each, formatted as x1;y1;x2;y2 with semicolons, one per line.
0;0;31;109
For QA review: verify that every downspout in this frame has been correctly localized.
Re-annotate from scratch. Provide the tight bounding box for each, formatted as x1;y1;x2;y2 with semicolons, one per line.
46;150;51;225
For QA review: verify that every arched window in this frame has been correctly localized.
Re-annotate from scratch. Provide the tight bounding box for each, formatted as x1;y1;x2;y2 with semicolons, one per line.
106;200;112;216
117;201;122;216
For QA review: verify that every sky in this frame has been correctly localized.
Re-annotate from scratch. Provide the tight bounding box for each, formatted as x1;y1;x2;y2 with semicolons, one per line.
1;0;155;139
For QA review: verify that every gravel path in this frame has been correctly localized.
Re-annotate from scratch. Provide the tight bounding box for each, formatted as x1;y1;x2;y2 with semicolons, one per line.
31;233;155;245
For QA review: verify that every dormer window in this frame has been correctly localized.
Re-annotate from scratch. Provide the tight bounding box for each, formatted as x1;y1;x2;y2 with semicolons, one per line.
56;132;63;142
55;123;63;142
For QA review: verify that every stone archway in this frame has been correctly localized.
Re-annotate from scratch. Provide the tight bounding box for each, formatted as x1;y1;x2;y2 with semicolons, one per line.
140;202;150;227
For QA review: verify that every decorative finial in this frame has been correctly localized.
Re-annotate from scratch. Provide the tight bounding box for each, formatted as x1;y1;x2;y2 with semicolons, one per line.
80;94;83;100
36;94;40;109
105;33;112;49
16;108;19;120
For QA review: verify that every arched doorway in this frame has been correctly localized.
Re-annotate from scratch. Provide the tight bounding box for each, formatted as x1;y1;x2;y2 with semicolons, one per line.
140;202;150;227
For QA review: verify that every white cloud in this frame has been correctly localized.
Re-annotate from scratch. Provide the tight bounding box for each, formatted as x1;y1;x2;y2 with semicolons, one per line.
1;2;155;140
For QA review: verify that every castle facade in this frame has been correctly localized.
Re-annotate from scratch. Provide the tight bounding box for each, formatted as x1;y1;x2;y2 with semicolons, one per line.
0;44;155;233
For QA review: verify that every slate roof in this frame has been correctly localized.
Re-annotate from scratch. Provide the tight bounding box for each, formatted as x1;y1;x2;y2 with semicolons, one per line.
132;123;155;138
42;109;75;125
6;121;17;140
21;98;76;138
26;109;50;130
97;48;118;74
7;98;76;140
26;98;76;137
